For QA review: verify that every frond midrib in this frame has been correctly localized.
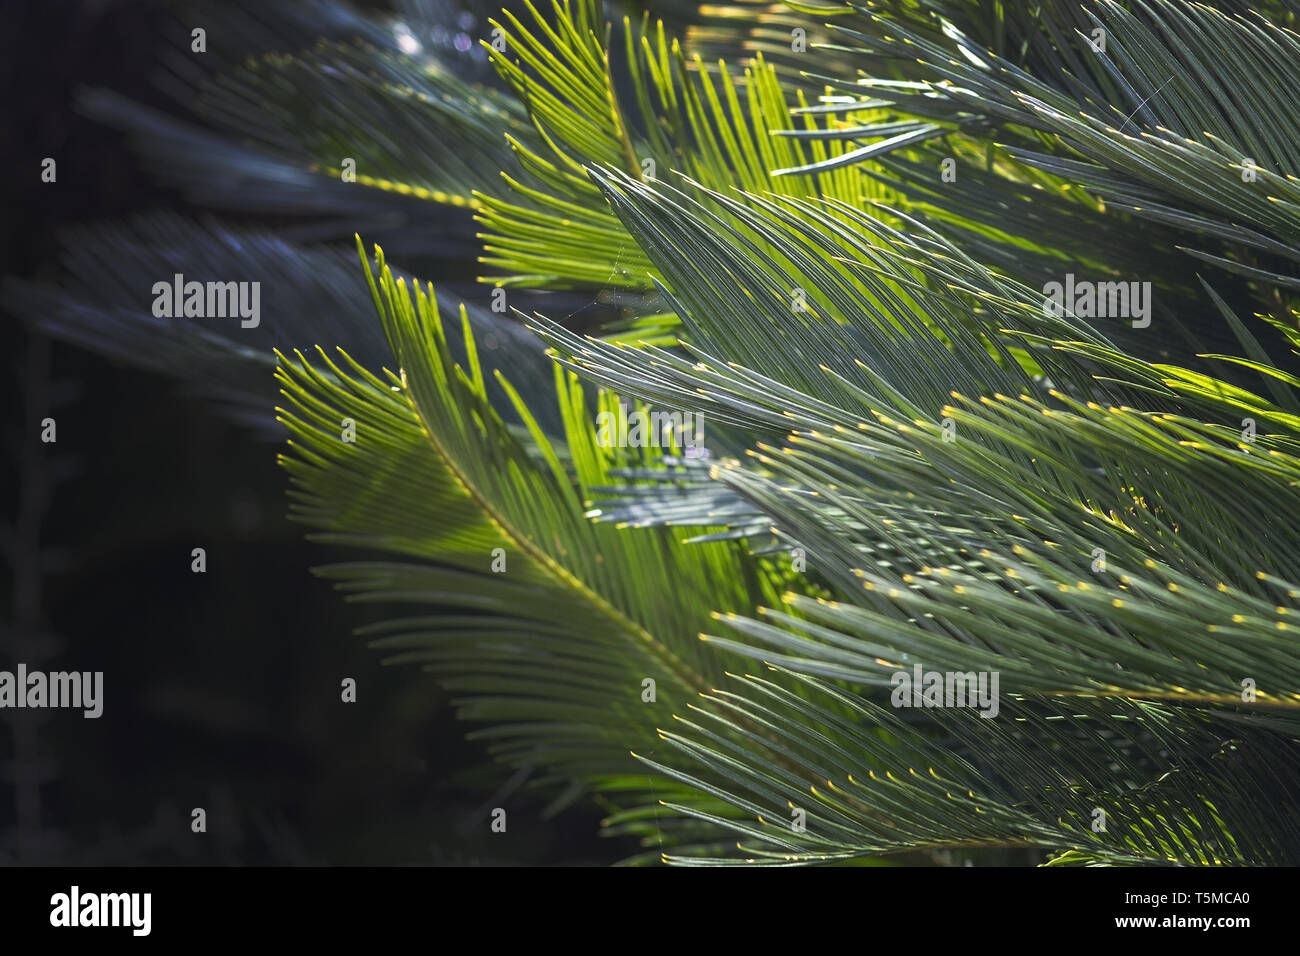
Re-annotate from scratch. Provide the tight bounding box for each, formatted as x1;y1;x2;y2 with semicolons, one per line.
395;365;713;702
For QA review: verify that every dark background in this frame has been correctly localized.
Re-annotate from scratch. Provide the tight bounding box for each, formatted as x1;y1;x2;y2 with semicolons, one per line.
0;0;620;865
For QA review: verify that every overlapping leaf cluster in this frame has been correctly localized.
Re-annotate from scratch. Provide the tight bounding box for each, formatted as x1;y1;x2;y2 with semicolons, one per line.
23;0;1298;864
269;0;1300;865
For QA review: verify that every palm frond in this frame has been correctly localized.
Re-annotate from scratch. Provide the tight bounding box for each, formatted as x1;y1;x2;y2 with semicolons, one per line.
476;0;896;293
274;239;792;827
197;38;535;211
784;0;1300;306
648;673;1300;864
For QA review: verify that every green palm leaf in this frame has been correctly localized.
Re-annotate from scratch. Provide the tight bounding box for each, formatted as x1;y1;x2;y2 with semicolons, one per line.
275;238;791;825
476;0;897;294
783;0;1300;302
